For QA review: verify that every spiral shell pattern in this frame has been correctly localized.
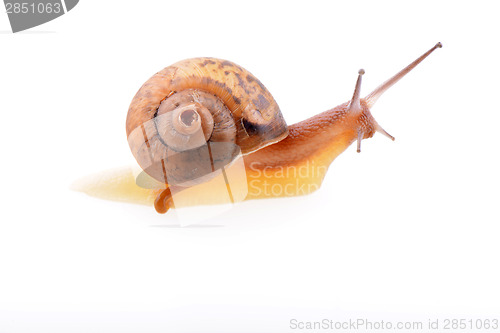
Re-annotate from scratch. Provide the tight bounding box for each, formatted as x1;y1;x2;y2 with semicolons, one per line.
126;58;288;186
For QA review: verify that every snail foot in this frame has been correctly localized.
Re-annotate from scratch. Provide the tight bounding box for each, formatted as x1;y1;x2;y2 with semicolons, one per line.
154;187;174;214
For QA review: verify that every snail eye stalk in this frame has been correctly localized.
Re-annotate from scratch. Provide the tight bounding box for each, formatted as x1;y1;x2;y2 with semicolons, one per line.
365;42;442;108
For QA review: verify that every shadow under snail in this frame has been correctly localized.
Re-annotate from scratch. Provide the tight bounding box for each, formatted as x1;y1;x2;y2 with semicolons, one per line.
126;42;442;214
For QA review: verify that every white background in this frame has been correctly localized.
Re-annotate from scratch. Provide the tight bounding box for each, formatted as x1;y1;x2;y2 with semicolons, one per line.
1;1;499;332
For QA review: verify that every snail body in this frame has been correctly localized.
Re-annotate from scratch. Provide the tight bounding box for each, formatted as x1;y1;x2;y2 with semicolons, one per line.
243;100;370;199
126;43;442;213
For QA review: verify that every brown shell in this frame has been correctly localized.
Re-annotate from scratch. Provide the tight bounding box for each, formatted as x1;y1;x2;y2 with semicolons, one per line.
126;58;289;154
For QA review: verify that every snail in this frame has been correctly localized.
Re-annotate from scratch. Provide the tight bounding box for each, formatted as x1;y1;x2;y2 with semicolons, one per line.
126;43;442;214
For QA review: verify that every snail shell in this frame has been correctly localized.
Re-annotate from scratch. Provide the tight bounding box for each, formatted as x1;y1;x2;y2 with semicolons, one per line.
126;58;288;187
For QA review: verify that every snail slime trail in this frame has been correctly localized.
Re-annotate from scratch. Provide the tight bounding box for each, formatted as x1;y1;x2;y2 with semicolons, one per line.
73;43;442;214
